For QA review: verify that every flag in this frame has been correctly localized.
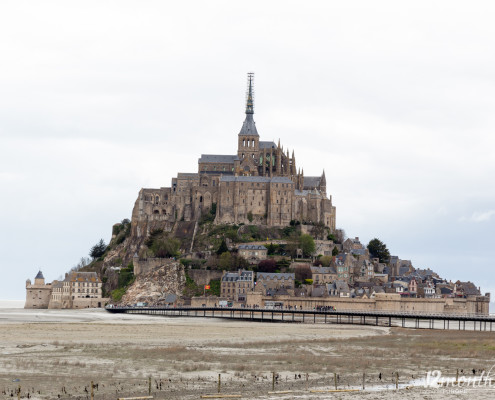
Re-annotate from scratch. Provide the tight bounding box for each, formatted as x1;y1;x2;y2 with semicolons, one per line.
204;285;210;290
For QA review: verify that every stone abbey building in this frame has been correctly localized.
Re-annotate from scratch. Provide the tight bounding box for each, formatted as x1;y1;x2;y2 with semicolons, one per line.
132;74;336;237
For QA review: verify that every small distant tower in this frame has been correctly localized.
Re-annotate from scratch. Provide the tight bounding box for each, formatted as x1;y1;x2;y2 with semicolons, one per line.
34;270;45;285
320;170;327;197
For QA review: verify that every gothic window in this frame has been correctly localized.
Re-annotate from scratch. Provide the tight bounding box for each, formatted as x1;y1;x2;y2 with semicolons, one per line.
155;196;159;204
252;139;255;147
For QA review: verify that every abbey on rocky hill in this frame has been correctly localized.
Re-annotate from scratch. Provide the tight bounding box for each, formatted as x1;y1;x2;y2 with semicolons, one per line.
132;73;336;235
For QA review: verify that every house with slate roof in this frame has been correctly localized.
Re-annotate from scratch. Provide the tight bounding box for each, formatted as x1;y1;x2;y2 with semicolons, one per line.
256;272;295;294
221;269;254;301
237;244;268;264
310;266;338;284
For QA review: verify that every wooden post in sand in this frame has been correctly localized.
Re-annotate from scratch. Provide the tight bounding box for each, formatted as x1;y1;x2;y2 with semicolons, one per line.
218;374;221;393
456;369;459;383
334;373;337;390
395;372;399;390
17;385;20;400
272;372;275;391
362;373;365;390
148;377;151;396
306;373;308;391
91;381;94;400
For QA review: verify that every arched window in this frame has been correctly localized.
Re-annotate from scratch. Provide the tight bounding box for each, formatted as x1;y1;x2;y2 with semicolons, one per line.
155;196;159;204
200;196;203;203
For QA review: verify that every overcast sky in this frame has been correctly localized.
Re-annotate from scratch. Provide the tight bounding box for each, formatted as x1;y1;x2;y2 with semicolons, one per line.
1;1;494;306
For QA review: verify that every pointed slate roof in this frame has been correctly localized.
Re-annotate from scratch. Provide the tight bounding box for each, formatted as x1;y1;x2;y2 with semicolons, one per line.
239;73;259;136
35;270;44;279
239;114;259;136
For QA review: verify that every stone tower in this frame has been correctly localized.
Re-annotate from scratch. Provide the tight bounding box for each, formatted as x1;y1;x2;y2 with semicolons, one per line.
25;270;51;309
237;73;259;175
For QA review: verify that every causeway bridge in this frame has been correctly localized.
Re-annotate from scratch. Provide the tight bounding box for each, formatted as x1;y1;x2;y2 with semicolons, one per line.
106;306;495;331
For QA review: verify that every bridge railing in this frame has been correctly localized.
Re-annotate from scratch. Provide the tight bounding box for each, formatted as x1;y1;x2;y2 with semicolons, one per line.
106;305;494;320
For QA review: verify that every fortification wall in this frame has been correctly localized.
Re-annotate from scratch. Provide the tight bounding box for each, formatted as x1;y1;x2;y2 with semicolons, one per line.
24;285;51;309
72;298;108;309
188;270;223;286
133;257;169;276
242;293;489;315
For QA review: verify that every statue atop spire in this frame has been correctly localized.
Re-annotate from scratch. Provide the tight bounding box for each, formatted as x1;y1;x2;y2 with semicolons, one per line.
246;72;254;114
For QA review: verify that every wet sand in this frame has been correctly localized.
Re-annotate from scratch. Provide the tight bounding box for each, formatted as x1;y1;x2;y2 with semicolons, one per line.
0;308;493;399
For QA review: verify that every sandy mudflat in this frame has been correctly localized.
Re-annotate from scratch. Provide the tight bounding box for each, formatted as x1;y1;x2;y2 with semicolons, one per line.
0;308;494;399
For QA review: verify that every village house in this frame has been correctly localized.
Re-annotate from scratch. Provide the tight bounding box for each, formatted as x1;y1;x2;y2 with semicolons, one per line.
256;272;295;294
353;260;374;282
327;280;350;297
336;253;352;283
221;269;254;302
343;237;364;253
408;278;418;298
237;244;268;264
310;266;338;284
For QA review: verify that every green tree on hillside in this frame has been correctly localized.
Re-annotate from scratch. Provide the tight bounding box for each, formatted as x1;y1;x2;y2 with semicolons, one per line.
299;234;315;257
216;239;229;255
151;237;181;258
218;252;232;270
367;238;390;263
90;239;107;259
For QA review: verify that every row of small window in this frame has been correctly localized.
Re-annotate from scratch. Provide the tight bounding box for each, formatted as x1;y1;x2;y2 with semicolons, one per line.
241;139;256;147
203;166;235;172
77;282;98;287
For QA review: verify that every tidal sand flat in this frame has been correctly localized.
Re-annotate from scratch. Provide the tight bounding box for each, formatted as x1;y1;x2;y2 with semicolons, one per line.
0;309;494;399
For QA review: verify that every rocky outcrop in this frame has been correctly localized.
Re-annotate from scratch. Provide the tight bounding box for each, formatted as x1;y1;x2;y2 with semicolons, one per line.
119;260;185;306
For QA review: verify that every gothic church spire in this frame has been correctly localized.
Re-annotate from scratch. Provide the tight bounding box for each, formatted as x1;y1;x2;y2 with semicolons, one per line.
245;72;254;114
239;72;259;136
